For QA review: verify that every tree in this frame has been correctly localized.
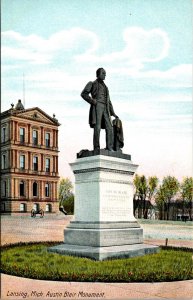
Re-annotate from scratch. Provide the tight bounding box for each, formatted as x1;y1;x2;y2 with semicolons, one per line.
139;175;148;218
144;176;159;218
133;174;147;218
58;177;73;206
161;176;180;220
62;195;74;215
155;186;166;220
133;174;141;198
133;174;141;217
148;176;159;201
180;177;193;220
134;175;159;218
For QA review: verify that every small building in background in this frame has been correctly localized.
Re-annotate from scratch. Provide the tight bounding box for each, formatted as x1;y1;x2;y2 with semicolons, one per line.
1;100;60;215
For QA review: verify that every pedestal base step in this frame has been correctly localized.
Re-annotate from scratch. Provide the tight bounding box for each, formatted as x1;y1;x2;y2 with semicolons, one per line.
48;243;159;261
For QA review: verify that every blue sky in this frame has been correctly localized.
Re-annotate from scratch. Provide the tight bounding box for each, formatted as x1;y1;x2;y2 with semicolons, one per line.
2;0;192;180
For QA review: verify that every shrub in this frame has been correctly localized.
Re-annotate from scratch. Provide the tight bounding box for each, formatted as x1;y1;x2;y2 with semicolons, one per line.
62;195;74;214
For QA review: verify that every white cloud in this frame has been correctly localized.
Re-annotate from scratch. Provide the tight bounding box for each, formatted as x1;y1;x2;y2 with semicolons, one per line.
132;64;192;88
122;27;170;63
3;27;189;89
75;27;170;67
106;63;192;89
2;28;99;64
2;26;169;69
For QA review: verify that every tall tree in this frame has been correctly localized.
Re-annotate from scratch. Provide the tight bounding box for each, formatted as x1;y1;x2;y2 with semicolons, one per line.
133;174;148;218
148;176;159;201
161;176;180;220
134;175;158;218
58;177;73;207
155;185;166;220
180;177;193;220
145;176;159;218
139;175;148;218
133;174;141;198
133;174;141;217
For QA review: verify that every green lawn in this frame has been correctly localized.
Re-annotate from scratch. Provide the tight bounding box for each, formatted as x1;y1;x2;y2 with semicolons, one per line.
1;242;193;282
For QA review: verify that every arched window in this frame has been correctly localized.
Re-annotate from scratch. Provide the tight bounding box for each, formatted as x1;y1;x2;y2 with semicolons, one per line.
33;156;38;171
33;130;38;145
33;203;39;211
2;154;6;169
1;203;5;212
45;183;50;197
20;181;25;196
33;182;38;197
20;155;25;169
20;128;25;143
2;127;6;143
45;158;50;172
45;133;50;147
2;181;6;197
46;204;52;212
20;203;26;212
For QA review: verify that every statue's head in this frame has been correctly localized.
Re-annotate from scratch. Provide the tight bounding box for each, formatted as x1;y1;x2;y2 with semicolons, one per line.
96;68;106;80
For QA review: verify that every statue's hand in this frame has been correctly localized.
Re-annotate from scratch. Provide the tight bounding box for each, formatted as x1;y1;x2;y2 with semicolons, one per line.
91;98;97;105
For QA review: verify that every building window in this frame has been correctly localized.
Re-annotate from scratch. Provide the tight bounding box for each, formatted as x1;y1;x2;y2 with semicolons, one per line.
20;203;26;212
45;158;50;172
2;154;6;169
45;133;50;147
20;155;25;169
2;127;6;143
33;203;39;211
45;183;50;197
20;181;25;196
33;156;38;171
46;204;52;212
2;181;7;197
33;182;38;197
20;128;25;143
1;203;5;212
33;130;38;145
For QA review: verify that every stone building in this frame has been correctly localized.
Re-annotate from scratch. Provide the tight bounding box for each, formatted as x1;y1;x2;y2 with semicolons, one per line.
1;100;60;215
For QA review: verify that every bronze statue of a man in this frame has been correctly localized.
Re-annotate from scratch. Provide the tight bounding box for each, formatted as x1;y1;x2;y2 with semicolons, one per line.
81;68;118;151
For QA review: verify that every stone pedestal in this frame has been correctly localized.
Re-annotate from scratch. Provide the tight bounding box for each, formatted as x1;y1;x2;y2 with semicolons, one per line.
49;151;159;260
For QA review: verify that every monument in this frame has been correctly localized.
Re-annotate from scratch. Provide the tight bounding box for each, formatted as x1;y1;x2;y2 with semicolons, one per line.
49;68;159;260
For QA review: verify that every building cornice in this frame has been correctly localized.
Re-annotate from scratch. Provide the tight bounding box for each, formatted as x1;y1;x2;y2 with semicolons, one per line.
0;107;60;127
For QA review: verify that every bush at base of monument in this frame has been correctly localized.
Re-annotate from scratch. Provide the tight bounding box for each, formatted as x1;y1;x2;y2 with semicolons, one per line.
1;242;193;282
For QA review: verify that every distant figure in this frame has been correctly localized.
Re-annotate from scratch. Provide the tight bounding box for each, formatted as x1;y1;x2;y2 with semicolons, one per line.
81;68;118;151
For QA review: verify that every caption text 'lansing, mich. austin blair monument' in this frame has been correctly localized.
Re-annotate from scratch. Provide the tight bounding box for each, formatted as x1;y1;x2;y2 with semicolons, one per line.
49;68;159;260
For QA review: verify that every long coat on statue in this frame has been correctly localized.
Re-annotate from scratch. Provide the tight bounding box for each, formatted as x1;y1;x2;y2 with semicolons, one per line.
81;79;116;129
